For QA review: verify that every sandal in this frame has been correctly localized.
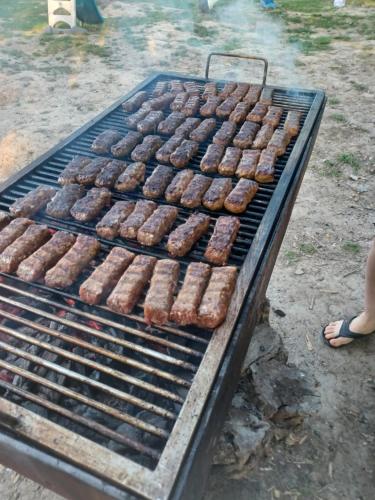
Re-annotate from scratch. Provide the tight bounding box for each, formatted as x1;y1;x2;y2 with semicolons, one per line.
322;316;375;348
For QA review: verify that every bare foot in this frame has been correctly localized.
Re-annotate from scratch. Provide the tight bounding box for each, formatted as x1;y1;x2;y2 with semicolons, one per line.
324;312;375;347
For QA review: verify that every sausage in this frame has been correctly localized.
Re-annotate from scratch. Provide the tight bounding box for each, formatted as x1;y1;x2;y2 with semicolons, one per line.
181;95;200;117
58;156;92;185
189;118;216;143
107;255;157;314
243;84;262;105
180;175;212;208
199;96;222;118
142;165;174;199
170;262;211;326
212;121;237;147
174;117;201;138
235;149;261;179
252;123;274;149
218;82;237;100
115;162;146;192
46;184;85;219
144;259;180;325
255;148;278;183
200;144;225;173
263;106;283;128
229;102;251;124
183;81;200;96
246;102;268;123
232;82;250;99
0;224;50;274
91;130;123;154
152;81;169;97
170;92;189;112
204;216;240;266
224;179;258;213
268;129;290;156
259;87;273;105
95;160;127;189
96;201;135;240
218;147;242;176
45;235;101;289
137;110;164;134
202;178;232;211
216;96;240;119
131;135;163;162
124;107;149;129
119;200;157;240
169;80;185;94
170;139;199;168
202;82;217;100
0;211;12;231
142;93;175;111
165;169;195;203
9;186;57;218
122;91;148;112
16;231;76;282
233;121;260;149
76;157;111;185
0;218;34;254
137;206;178;246
70;187;111;222
284;110;302;137
111;131;143;158
157;112;186;135
155;135;184;164
197;266;237;328
79;247;135;305
167;213;210;257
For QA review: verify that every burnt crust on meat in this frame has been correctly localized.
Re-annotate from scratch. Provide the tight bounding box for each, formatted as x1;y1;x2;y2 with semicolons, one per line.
174;117;201;138
252;123;274;150
115;162;146;192
107;254;157;314
246;102;268;123
9;186;57;218
144;259;180;325
111;131;143;158
79;247;135;305
243;84;262;105
58;156;92;185
137;206;178;246
76;157;111;186
131;135;163;163
155;135;184;164
70;187;111;222
204;216;240;266
255;148;278;183
216;96;241;119
200;96;222;118
181;95;200;117
45;235;101;289
165;169;194;204
197;266;237;329
137;110;164;135
180;174;212;209
202;178;233;211
119;200;157;240
189;118;216;143
46;184;85;219
122;91;148;112
218;147;242;176
125;107;150;129
17;231;76;283
218;82;237;100
96;200;135;240
202;82;217;100
142;165;174;199
224;178;258;214
91;130;123;154
157;112;186;136
212;121;237;147
200;143;225;173
233;121;260;149
284;110;302;138
170;139;199;168
0;218;34;254
170;92;189;112
95;160;127;189
229;102;251;124
167;213;210;257
0;224;50;274
263;106;283;128
235;149;261;179
170;262;211;326
268;129;290;156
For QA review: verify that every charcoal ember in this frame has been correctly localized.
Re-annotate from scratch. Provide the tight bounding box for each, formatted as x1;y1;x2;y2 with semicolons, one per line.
74;404;119;430
137;410;172;450
22;401;49;419
108;422;143;454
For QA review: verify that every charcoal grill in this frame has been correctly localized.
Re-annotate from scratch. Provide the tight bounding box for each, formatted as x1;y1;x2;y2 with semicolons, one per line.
0;53;325;500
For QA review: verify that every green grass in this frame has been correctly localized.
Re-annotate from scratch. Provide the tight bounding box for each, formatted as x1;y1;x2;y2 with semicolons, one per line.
351;81;369;92
320;159;342;178
277;1;329;13
285;250;299;265
299;243;317;255
342;241;361;254
331;113;346;123
337;153;362;172
39;34;111;59
329;97;340;106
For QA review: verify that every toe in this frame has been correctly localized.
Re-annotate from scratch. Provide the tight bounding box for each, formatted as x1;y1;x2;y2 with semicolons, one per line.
325;331;339;339
329;337;353;348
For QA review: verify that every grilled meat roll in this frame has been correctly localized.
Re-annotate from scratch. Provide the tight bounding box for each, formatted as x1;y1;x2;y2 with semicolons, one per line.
189;118;216;143
155;135;184;164
235;149;261;179
157;112;186;135
0;218;34;254
137;110;164;135
70;187;111;222
174;117;201;138
58;156;92;185
180;174;212;208
170;92;189;112
119;200;157;240
95;160;127;189
111;131;143;158
246;102;268;123
122;91;148;112
76;157;111;185
255;148;278;183
252;123;274;149
91;130;123;154
165;169;195;204
46;184;85;219
115;162;146;192
167;213;210;257
218;147;242;176
200;143;225;173
202;178;232;211
284;110;302;138
9;186;56;218
199;96;222;118
263;106;283;128
224;179;258;213
170;139;199;168
142;165;174;199
131;135;163;163
204;216;240;266
137;206;178;246
212;121;237;147
96;200;135;240
233;121;260;149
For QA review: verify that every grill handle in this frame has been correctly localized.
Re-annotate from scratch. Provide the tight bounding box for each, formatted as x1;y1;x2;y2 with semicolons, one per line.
205;52;268;86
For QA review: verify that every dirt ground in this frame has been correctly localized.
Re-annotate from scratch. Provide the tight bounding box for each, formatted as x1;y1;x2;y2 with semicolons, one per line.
0;1;374;499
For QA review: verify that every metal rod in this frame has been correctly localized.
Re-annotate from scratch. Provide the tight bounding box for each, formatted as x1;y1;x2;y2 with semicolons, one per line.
0;380;160;460
0;294;196;372
0;340;176;421
0;358;168;439
0;314;184;404
0;281;208;348
205;52;268;85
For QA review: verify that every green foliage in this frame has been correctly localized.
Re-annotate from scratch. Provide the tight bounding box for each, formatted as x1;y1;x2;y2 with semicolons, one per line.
342;241;361;254
331;113;346;123
299;243;317;255
337;153;362;172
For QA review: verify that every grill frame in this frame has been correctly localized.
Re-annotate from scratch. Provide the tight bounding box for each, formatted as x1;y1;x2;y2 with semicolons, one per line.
0;70;326;500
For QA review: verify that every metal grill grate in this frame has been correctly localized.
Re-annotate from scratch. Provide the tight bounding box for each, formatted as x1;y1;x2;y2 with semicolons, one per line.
0;71;325;499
